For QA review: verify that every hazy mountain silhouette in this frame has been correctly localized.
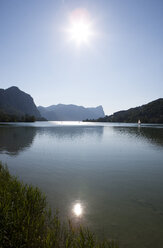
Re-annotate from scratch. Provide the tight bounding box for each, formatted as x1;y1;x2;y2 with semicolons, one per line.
38;104;105;121
86;99;163;123
0;86;41;118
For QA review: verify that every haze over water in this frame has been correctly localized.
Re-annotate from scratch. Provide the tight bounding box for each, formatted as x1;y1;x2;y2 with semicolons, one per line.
0;122;163;248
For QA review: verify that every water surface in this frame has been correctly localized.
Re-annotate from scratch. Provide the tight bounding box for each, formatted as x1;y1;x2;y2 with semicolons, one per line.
0;121;163;248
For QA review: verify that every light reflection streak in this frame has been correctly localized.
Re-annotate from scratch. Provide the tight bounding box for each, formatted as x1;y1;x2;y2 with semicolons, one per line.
72;201;84;217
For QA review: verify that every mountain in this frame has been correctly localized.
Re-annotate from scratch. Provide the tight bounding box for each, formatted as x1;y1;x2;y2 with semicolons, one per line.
85;99;163;124
0;86;41;119
38;104;105;121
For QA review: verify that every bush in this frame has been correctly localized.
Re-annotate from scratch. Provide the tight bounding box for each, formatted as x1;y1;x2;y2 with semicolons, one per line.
0;163;118;248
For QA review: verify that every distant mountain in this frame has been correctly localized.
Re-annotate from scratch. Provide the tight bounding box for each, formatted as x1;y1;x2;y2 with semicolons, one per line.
38;104;105;121
0;86;41;119
85;99;163;124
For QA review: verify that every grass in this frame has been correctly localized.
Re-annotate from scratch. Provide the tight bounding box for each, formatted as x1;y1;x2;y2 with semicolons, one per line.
0;162;119;248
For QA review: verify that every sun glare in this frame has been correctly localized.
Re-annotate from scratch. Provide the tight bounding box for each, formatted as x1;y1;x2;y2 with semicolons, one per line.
73;203;83;217
66;8;93;46
69;19;92;45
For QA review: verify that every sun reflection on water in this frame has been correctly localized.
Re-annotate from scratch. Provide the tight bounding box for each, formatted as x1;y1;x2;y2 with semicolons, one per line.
72;202;83;217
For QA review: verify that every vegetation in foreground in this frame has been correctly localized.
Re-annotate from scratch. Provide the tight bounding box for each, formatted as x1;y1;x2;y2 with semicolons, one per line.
0;163;118;248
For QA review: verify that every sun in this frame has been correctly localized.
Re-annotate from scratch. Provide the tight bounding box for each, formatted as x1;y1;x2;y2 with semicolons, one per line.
66;9;93;46
69;19;92;45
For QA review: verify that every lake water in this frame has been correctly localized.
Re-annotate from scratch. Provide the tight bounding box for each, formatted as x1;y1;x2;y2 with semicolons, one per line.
0;121;163;248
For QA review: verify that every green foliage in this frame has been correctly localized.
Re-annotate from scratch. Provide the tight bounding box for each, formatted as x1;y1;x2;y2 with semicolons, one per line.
0;163;118;248
0;163;46;247
84;98;163;123
0;110;36;122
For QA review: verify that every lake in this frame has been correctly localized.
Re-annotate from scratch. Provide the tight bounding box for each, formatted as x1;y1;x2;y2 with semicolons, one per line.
0;121;163;248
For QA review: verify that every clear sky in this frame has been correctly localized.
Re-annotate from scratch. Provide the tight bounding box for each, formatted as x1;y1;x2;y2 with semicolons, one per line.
0;0;163;115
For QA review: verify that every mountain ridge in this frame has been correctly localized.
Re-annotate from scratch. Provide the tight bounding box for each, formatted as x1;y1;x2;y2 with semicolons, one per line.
84;98;163;123
0;86;41;119
38;104;105;121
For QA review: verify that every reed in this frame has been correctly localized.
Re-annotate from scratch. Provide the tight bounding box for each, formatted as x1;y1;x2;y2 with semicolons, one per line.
0;162;118;248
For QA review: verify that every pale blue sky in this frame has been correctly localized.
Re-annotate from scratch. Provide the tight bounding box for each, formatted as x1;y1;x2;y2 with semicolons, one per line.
0;0;163;115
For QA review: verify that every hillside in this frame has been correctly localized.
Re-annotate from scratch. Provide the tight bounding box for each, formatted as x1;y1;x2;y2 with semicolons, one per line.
0;86;41;121
38;104;105;121
85;99;163;123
